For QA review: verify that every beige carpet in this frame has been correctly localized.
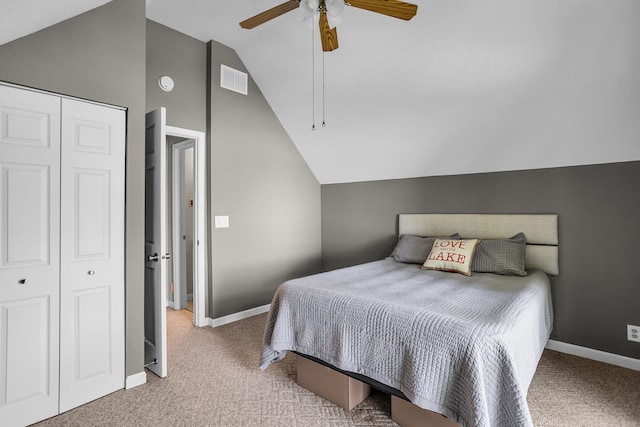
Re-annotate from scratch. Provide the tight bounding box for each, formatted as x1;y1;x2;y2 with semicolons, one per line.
34;309;640;426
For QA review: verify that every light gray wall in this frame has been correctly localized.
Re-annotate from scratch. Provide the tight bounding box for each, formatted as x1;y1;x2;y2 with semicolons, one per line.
146;20;206;132
0;0;146;376
208;40;322;318
321;161;640;360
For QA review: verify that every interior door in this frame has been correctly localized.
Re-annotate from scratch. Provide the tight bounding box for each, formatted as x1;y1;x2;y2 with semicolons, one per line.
0;85;61;426
144;108;168;378
58;98;126;412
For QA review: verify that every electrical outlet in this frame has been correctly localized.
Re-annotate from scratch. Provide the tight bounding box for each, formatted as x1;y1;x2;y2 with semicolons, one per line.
628;324;640;343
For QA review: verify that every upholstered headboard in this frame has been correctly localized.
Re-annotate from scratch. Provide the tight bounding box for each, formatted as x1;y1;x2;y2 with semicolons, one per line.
398;214;559;275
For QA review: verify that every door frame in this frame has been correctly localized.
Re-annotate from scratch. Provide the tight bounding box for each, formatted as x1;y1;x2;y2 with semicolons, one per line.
165;125;206;327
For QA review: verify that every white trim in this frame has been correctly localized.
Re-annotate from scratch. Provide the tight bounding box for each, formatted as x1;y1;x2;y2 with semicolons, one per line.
546;339;640;372
125;371;147;389
207;304;271;328
166;300;175;309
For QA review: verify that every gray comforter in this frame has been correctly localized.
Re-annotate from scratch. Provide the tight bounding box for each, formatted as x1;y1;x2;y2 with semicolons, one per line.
260;258;553;427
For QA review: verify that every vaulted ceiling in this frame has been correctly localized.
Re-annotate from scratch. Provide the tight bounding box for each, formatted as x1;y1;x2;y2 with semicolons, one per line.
3;0;640;184
0;0;113;46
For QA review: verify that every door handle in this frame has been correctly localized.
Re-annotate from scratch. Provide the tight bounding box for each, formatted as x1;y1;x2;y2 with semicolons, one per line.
147;253;159;262
162;253;171;260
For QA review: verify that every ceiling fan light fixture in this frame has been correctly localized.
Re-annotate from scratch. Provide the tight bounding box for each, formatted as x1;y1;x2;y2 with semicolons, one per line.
326;0;345;25
303;0;320;11
300;0;320;28
300;0;344;29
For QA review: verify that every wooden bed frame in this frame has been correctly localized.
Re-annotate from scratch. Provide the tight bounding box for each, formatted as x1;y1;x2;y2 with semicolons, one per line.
297;213;559;426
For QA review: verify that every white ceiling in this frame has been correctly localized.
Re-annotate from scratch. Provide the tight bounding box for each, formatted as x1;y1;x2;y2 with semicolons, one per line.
0;0;113;46
4;0;640;184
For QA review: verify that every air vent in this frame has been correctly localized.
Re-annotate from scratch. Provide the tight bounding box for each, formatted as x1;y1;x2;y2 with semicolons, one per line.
220;64;248;95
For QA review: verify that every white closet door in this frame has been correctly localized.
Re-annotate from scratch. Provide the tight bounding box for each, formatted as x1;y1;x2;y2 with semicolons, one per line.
58;98;125;412
0;86;61;426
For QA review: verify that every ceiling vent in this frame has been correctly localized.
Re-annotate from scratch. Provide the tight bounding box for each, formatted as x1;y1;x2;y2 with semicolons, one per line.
220;64;248;95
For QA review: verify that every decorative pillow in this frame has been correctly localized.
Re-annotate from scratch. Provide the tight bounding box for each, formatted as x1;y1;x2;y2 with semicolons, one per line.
391;234;460;264
421;239;480;276
471;232;527;276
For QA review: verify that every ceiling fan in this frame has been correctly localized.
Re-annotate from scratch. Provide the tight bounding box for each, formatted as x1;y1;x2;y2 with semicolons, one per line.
239;0;418;52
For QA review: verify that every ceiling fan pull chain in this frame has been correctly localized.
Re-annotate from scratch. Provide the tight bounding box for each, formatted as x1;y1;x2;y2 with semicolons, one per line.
322;50;326;127
311;23;316;131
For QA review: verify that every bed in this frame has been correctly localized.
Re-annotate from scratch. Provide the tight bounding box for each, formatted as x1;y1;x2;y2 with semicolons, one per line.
260;214;558;427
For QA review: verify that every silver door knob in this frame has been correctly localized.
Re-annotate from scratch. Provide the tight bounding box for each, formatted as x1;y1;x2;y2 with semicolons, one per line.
162;253;171;260
88;270;95;275
147;253;159;262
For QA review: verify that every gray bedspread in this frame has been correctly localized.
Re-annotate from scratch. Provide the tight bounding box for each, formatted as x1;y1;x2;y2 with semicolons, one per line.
260;258;553;427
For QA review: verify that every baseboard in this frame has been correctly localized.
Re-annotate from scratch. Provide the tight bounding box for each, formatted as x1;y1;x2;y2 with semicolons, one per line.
166;300;175;309
207;303;271;328
125;371;147;389
546;339;640;371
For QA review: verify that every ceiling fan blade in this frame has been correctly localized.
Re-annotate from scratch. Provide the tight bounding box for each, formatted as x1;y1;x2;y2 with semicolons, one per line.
319;9;339;52
347;0;418;21
239;0;300;29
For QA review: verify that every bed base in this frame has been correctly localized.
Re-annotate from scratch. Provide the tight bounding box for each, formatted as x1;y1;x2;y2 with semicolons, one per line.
296;354;460;426
391;395;460;427
296;353;407;399
296;355;371;410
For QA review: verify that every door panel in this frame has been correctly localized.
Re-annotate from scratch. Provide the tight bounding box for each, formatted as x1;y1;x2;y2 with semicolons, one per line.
0;85;60;427
74;169;111;259
74;286;111;380
71;119;111;154
144;108;167;378
0;105;51;148
59;98;125;412
2;164;50;266
1;297;51;403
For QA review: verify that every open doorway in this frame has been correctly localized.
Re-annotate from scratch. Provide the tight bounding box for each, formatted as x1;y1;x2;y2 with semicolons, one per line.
164;125;206;329
170;137;195;314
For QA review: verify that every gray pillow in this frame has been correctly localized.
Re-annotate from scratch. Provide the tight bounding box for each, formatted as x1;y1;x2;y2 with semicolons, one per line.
471;232;527;276
391;233;460;264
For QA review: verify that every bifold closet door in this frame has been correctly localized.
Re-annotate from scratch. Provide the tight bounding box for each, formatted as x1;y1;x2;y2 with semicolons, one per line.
0;86;62;426
58;98;125;412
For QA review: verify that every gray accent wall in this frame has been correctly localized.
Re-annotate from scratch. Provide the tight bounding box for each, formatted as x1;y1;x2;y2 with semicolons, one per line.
207;40;322;318
0;0;146;376
321;161;640;360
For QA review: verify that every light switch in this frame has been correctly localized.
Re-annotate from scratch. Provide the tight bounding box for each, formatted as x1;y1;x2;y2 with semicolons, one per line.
214;215;229;229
